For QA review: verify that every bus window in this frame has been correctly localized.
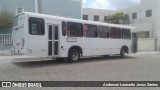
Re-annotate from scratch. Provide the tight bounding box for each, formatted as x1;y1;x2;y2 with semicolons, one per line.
48;25;52;40
13;14;24;29
110;27;121;39
67;22;83;37
84;24;98;38
29;17;45;35
55;26;59;40
62;21;66;36
98;26;109;38
122;29;131;39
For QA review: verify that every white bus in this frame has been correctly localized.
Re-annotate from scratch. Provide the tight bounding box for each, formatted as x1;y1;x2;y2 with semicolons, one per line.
12;12;137;62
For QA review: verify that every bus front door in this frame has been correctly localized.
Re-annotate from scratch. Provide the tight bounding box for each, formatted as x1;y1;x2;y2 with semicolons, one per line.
132;33;138;53
48;24;59;56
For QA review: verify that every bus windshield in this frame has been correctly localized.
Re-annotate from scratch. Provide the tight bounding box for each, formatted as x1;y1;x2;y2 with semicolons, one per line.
13;14;24;29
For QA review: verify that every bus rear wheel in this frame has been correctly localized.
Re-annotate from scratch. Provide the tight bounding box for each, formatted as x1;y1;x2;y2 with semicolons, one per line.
68;49;80;63
120;48;126;58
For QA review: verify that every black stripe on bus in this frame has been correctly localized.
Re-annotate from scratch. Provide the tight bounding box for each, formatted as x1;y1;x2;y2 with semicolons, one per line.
54;41;58;55
48;41;52;56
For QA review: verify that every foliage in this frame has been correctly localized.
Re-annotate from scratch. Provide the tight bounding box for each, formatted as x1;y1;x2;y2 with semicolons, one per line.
105;12;130;24
0;11;13;29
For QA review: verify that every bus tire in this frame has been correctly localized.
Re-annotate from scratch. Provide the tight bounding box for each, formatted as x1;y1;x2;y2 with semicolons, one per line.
103;55;110;58
68;49;80;63
120;48;125;58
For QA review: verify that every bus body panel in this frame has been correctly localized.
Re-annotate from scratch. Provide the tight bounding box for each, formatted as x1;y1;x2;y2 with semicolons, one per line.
12;28;23;53
59;35;132;57
12;12;137;59
23;17;62;57
12;14;25;54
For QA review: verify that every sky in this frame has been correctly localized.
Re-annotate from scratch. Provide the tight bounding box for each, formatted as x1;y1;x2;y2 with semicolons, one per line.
82;0;141;10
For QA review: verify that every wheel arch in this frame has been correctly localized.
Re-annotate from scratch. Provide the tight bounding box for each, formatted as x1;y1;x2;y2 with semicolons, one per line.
121;45;129;54
68;46;83;56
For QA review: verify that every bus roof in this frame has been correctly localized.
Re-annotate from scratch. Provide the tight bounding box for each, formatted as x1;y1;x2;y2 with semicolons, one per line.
21;12;135;30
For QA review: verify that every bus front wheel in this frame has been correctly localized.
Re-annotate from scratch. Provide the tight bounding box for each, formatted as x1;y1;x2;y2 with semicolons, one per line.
68;49;80;63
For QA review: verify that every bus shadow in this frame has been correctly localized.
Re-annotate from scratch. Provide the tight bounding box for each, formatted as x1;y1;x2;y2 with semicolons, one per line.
12;59;68;68
79;56;136;63
12;56;137;68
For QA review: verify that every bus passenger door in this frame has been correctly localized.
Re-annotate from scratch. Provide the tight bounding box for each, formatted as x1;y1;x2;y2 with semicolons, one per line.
132;33;138;53
48;24;59;56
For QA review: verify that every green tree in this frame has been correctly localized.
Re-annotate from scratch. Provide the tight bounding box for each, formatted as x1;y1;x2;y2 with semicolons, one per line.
105;12;126;24
105;15;113;23
0;11;13;29
124;14;130;25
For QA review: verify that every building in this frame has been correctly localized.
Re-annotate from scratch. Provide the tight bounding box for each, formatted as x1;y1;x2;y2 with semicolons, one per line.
0;0;82;19
82;8;114;22
0;0;82;34
82;0;160;51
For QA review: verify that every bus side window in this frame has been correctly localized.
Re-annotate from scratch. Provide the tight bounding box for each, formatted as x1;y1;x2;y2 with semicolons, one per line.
84;24;98;38
29;17;45;35
67;22;83;37
62;21;66;36
98;26;109;38
110;27;121;39
83;24;88;37
122;29;131;39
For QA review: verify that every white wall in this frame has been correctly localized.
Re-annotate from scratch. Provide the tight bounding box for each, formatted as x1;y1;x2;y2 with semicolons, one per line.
138;38;155;51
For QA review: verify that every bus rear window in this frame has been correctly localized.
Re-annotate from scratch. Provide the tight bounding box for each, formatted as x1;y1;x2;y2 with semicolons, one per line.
13;14;24;28
29;17;45;35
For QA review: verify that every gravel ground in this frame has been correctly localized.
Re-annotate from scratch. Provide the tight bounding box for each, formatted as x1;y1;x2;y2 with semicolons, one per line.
0;52;160;90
